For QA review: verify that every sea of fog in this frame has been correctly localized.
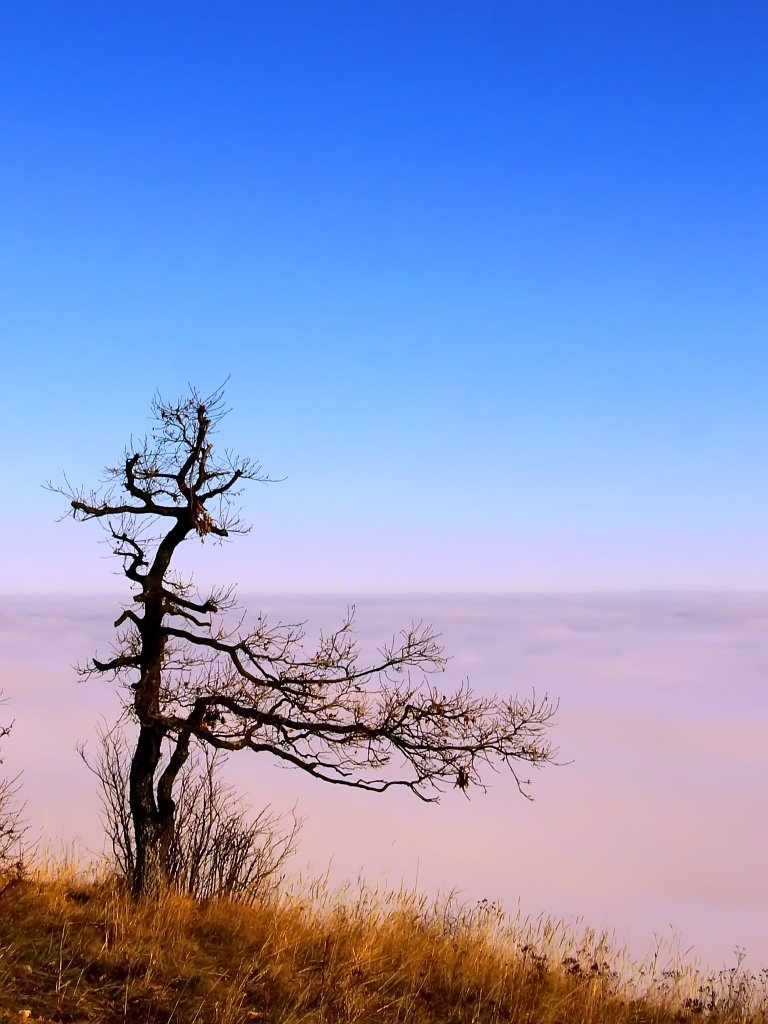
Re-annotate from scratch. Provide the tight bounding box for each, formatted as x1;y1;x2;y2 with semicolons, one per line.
1;592;766;971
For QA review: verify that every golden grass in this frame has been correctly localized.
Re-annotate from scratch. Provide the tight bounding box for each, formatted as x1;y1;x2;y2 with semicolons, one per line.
0;862;766;1024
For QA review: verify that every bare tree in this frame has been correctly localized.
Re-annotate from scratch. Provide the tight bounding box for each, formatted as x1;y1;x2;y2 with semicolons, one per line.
82;723;299;902
0;694;27;868
52;385;557;897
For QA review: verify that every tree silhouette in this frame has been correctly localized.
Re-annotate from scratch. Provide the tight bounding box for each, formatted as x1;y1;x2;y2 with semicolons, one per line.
54;386;557;897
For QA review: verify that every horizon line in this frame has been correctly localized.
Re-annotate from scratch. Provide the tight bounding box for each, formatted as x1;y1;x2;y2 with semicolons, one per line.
3;587;768;599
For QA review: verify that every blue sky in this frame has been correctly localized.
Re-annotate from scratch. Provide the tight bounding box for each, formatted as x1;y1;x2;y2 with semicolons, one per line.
2;2;767;592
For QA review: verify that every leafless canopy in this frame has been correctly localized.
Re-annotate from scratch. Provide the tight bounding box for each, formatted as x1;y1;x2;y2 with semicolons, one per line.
53;385;556;805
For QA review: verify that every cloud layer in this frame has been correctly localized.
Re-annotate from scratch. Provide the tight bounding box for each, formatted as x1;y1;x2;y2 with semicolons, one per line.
1;592;766;970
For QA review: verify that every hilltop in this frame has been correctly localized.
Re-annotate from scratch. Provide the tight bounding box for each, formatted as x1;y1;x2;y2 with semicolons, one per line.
0;865;765;1024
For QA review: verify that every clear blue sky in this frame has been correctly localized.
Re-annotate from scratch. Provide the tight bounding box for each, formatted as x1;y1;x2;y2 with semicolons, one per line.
2;1;767;592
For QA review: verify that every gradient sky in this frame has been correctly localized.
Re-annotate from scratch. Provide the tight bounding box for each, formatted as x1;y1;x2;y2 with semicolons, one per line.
2;1;768;591
2;5;768;976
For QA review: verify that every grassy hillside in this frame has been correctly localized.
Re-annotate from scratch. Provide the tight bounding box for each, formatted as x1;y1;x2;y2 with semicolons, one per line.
0;864;765;1024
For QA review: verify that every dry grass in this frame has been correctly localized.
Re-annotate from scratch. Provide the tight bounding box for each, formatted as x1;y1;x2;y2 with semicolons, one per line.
0;862;766;1024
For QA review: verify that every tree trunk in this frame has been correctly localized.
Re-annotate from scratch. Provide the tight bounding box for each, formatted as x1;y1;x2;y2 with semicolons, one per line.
129;723;173;897
132;814;174;898
129;722;192;897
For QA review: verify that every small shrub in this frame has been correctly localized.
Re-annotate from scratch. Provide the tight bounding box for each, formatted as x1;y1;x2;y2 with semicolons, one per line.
0;692;27;868
82;723;300;901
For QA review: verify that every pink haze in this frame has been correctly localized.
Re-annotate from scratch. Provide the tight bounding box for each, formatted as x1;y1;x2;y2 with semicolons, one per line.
1;592;766;970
